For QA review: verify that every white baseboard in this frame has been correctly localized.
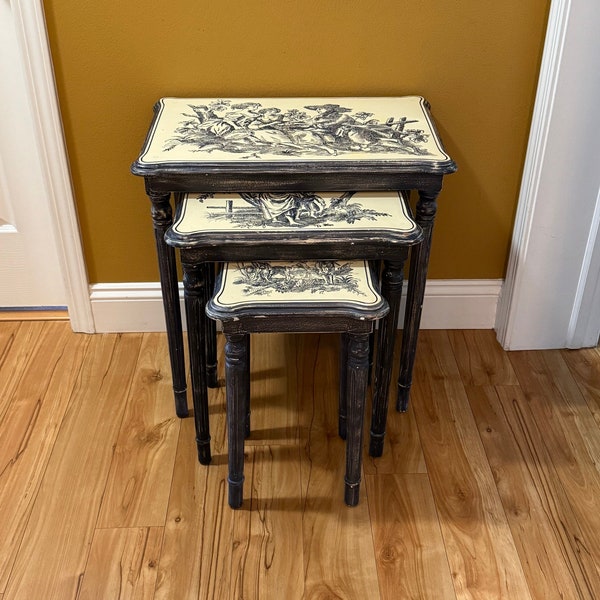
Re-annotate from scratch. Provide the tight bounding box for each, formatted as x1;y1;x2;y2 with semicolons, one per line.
90;279;503;333
418;279;502;329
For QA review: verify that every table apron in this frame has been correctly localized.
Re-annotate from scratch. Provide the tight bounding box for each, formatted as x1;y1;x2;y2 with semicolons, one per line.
144;172;444;195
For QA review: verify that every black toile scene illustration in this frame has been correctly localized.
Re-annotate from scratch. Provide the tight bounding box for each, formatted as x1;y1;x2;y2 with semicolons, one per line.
195;192;392;228
234;261;365;297
165;99;431;158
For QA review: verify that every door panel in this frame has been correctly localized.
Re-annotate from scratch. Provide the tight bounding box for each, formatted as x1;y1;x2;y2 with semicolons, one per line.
0;0;65;308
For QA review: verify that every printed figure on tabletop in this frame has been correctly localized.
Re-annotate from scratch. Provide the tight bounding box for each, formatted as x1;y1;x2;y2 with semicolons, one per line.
235;261;365;297
196;192;391;228
165;100;431;158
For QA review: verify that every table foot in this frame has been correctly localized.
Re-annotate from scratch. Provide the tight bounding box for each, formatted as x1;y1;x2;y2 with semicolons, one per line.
344;479;360;507
396;384;411;413
228;476;244;509
206;365;219;388
369;432;385;457
174;390;189;418
196;437;212;465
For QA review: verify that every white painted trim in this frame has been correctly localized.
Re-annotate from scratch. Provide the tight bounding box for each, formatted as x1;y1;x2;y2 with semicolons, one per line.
90;283;186;333
495;0;572;348
90;279;502;333
419;280;502;330
11;1;94;332
496;0;600;350
568;186;600;347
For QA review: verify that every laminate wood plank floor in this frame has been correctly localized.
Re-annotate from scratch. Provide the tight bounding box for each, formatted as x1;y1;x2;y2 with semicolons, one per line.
0;322;599;599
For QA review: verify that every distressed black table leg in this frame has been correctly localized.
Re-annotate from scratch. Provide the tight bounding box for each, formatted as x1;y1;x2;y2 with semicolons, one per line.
225;332;248;509
148;191;188;418
244;334;251;439
338;332;348;440
369;251;408;457
368;330;375;385
344;332;370;507
397;187;440;412
203;263;218;388
182;262;211;465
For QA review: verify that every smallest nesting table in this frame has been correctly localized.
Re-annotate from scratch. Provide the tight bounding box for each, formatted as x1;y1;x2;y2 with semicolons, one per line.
207;259;389;507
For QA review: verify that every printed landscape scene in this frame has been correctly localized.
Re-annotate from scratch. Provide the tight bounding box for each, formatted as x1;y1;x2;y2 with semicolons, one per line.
233;261;366;298
194;192;392;229
166;99;432;158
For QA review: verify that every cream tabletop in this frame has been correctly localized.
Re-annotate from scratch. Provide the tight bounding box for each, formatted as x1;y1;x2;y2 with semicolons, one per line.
132;96;455;174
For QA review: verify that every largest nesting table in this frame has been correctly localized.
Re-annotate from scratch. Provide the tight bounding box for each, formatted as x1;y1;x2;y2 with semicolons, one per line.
131;96;456;434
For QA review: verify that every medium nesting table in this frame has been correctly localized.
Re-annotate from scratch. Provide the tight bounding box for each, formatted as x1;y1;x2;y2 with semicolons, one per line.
131;95;456;433
166;190;422;464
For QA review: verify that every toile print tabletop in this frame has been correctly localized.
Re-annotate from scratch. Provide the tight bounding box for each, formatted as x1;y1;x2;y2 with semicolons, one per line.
167;190;420;243
209;260;385;312
132;96;456;175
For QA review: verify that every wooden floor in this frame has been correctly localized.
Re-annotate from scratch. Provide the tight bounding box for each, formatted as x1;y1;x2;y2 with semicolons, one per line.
1;322;600;599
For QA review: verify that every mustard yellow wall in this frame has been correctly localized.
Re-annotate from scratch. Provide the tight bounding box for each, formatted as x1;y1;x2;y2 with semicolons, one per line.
43;1;550;283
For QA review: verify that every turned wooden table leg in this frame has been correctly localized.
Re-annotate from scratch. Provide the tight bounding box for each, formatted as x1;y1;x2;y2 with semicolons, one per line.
244;334;251;439
339;332;349;440
344;331;370;507
225;332;248;509
203;263;219;388
397;187;440;412
148;191;188;418
182;261;211;465
369;251;408;456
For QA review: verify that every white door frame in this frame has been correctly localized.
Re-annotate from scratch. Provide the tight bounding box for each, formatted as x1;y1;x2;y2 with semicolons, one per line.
496;0;600;350
11;0;93;332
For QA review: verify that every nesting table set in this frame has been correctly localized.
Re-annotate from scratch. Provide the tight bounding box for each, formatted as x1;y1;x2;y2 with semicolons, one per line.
132;96;456;506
